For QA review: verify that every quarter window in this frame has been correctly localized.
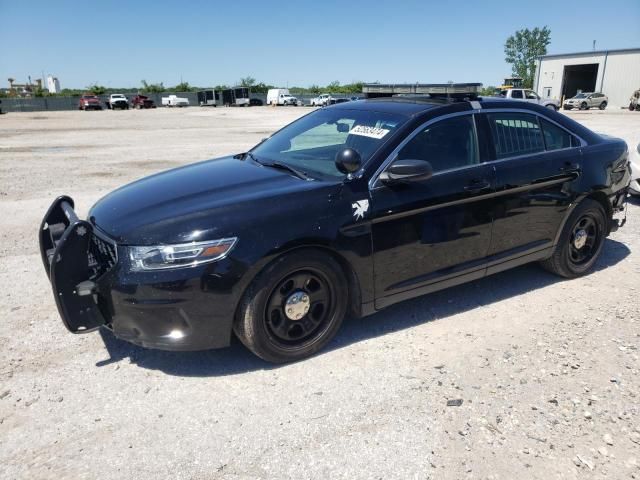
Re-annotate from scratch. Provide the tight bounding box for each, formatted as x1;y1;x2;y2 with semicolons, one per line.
487;113;545;159
540;118;579;150
398;115;478;173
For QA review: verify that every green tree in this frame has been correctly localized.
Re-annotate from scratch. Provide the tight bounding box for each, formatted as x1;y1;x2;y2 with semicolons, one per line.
141;80;165;93
87;84;107;95
504;26;551;88
480;85;498;96
173;81;192;92
326;80;340;92
239;76;256;87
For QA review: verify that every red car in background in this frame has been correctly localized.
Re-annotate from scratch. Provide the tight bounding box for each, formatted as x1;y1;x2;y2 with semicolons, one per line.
130;95;156;109
78;95;102;110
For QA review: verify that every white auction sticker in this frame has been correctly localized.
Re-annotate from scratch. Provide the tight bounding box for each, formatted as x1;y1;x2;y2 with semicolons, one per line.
349;125;390;139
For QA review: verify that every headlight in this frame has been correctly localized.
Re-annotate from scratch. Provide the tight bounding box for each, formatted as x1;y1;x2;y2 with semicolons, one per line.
128;238;237;271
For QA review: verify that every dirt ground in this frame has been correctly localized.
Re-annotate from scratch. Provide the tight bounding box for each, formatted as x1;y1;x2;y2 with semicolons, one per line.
0;106;639;480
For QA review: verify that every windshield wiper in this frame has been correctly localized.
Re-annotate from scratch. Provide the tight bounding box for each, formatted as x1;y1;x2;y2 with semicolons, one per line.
260;161;309;180
239;151;310;180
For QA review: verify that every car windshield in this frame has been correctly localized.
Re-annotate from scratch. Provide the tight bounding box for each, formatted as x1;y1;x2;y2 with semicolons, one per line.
251;108;407;179
574;93;587;98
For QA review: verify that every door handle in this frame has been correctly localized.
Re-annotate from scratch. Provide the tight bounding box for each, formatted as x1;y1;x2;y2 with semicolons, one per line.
464;179;491;194
559;163;581;174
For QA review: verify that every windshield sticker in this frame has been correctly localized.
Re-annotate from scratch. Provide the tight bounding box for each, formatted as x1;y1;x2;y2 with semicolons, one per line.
349;125;390;139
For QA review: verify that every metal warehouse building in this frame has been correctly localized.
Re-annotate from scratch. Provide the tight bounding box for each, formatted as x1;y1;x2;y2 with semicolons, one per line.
533;47;640;108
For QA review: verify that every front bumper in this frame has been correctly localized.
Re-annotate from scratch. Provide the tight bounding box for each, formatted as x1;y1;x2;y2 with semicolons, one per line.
39;197;239;351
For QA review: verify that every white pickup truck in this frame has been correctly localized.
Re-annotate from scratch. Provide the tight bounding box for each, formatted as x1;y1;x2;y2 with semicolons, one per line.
310;94;334;107
498;88;560;111
161;95;189;107
107;94;129;110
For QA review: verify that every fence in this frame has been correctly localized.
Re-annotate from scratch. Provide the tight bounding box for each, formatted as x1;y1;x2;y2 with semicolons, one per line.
0;92;356;113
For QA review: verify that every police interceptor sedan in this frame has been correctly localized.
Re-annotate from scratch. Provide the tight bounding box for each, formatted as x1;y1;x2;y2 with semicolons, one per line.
40;95;631;363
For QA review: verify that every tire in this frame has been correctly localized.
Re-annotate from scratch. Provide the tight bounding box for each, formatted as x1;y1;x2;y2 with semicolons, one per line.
631;103;636;111
580;102;588;110
540;198;607;278
234;250;348;363
599;101;607;110
546;104;557;111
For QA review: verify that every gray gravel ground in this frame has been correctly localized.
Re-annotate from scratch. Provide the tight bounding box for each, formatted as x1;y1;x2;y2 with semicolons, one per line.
0;107;639;480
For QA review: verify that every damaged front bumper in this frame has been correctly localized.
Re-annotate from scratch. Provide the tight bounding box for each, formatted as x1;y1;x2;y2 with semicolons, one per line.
39;196;238;350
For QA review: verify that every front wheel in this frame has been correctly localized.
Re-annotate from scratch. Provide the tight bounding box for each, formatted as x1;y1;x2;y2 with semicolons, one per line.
234;250;348;363
580;102;588;110
540;199;607;278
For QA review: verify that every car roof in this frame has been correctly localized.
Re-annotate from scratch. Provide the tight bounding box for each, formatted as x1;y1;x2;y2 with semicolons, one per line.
330;97;443;116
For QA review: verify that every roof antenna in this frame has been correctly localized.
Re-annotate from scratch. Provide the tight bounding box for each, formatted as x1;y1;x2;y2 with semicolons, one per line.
592;40;596;51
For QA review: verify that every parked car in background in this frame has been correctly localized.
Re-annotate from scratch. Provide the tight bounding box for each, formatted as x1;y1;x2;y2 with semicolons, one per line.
498;88;560;110
563;92;608;110
630;143;640;196
78;95;103;111
39;95;630;363
161;95;189;107
267;89;298;106
130;95;156;109
310;94;334;106
629;89;640;111
106;94;129;110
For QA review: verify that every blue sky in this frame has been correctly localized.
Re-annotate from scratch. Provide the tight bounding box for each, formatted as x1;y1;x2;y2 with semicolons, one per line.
1;0;639;90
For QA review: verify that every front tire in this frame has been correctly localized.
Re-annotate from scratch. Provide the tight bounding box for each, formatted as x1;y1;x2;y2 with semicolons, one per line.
540;199;607;278
234;250;348;363
580;102;588;110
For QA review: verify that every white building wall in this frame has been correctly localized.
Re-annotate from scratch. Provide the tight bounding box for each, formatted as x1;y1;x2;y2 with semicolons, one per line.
600;51;640;108
534;50;640;108
47;75;60;94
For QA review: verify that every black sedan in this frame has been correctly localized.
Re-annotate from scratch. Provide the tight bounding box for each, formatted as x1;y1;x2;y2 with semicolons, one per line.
39;97;631;363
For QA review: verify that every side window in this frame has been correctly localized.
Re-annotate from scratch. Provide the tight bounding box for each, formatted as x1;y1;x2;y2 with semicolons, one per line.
540;118;578;150
511;90;523;99
487;112;545;159
525;90;539;100
398;115;478;173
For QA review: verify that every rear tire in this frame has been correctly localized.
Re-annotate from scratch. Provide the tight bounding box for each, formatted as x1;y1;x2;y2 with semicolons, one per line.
599;101;607;110
540;199;607;278
234;250;348;363
546;104;557;111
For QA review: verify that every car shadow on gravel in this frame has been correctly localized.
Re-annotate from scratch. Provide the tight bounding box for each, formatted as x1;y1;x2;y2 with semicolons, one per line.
96;238;630;377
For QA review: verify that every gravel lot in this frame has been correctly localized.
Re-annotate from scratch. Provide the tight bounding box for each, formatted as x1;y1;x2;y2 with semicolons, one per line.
0;106;639;480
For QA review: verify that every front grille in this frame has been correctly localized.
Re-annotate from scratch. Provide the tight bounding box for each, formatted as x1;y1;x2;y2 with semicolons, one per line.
87;232;117;280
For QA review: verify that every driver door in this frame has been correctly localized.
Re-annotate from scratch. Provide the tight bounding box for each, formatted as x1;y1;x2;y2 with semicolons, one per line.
369;114;495;308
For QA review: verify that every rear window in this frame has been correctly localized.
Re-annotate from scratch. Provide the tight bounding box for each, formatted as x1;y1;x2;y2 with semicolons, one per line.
487;113;544;159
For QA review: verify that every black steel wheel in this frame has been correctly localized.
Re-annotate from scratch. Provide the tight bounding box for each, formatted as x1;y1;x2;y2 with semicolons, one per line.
234;250;348;363
580;102;588;110
540;199;606;278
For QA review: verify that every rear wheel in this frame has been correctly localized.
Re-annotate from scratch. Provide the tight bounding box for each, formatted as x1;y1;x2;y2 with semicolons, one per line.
546;104;557;111
234;250;348;363
540;199;607;278
599;101;607;110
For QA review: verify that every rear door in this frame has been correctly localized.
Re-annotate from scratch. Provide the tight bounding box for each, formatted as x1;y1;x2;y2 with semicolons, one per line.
481;110;582;268
370;113;495;306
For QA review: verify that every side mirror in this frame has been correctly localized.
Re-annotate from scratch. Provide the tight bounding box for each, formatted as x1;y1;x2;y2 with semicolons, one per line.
379;158;433;184
637;143;640;154
335;148;361;174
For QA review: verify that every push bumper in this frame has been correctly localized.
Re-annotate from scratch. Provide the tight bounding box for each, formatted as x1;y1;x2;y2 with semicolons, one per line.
39;197;239;351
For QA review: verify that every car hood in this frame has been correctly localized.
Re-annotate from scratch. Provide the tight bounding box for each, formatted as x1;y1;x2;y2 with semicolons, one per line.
89;156;335;245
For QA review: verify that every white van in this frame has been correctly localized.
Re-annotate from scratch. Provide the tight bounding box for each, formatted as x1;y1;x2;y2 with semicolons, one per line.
267;88;298;106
